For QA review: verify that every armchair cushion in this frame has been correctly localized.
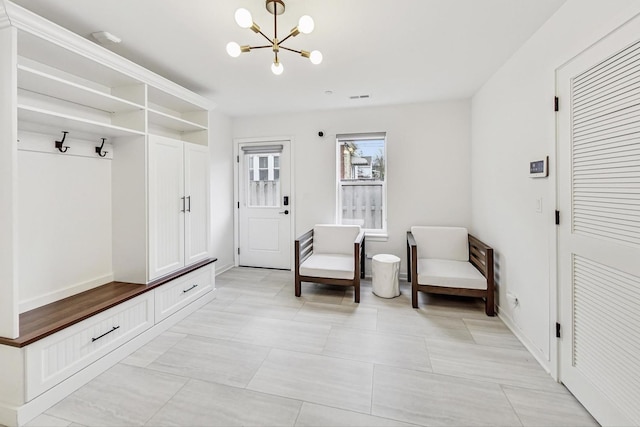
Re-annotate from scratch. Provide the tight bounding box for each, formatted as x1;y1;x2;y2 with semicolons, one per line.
299;254;355;280
313;224;362;255
417;259;487;290
410;226;469;261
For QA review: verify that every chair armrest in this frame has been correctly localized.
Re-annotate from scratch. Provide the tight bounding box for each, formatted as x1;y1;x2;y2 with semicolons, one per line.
354;230;365;279
468;234;494;279
295;229;314;269
407;231;417;247
407;231;417;282
296;229;314;244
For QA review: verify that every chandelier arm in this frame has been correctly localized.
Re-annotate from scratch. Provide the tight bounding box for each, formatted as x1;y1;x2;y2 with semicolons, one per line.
254;29;273;44
279;32;296;45
248;45;273;49
280;46;302;54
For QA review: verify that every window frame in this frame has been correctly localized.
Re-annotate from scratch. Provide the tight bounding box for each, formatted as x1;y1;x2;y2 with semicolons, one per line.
335;132;388;239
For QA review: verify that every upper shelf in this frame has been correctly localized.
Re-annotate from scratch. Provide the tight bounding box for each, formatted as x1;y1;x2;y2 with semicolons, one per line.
18;65;145;114
18;105;146;139
17;31;144;92
147;108;208;133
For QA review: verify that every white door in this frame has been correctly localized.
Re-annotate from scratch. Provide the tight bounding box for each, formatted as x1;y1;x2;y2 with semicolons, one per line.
238;140;292;269
557;17;640;426
184;142;210;265
148;135;185;280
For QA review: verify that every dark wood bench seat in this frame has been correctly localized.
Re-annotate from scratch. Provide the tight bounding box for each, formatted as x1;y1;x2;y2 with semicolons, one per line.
0;258;216;348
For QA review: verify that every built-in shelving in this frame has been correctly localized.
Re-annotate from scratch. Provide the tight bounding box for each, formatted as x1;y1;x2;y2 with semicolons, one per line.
18;105;146;139
18;31;145;92
1;0;213;338
148;108;208;133
18;65;145;114
0;1;215;423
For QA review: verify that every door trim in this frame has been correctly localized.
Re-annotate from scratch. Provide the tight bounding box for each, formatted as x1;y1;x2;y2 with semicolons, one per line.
233;136;295;269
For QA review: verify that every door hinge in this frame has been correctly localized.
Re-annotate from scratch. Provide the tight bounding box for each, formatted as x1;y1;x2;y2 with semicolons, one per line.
237;247;240;255
556;322;561;338
555;210;560;225
554;96;559;112
237;202;240;209
236;155;239;163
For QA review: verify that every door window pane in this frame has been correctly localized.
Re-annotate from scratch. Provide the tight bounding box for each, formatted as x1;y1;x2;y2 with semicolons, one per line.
247;154;280;207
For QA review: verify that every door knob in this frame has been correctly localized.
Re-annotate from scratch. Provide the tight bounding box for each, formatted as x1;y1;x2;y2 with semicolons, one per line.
279;210;289;215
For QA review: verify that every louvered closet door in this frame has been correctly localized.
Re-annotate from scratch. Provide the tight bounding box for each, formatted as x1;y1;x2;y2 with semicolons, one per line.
557;16;640;427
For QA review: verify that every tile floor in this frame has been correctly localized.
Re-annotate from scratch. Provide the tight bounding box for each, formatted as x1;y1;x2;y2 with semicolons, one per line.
26;267;598;426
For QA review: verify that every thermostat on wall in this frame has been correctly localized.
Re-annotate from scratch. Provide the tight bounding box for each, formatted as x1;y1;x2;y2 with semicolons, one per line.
530;156;549;178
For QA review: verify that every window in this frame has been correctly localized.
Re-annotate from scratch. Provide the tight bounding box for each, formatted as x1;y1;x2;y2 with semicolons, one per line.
336;132;386;235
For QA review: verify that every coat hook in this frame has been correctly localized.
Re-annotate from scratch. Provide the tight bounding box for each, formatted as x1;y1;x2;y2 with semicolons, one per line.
55;131;69;153
95;138;108;157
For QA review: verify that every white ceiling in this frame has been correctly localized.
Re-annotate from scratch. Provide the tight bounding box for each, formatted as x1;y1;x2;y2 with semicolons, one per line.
11;0;566;118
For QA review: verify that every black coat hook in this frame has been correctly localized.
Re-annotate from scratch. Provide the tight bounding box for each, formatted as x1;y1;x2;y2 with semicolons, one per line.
55;131;69;153
95;138;108;157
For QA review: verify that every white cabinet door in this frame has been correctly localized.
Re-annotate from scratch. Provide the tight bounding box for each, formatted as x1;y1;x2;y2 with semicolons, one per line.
148;135;185;280
184;142;210;265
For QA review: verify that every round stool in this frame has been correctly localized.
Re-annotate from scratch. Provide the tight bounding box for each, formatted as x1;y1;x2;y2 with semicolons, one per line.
372;254;401;298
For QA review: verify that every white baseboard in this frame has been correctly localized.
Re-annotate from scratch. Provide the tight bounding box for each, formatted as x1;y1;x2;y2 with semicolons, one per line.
19;274;114;313
498;306;552;375
215;263;234;275
0;404;19;427
1;289;216;427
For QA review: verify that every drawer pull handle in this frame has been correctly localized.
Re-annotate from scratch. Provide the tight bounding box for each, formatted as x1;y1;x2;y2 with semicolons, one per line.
92;326;120;342
183;284;198;294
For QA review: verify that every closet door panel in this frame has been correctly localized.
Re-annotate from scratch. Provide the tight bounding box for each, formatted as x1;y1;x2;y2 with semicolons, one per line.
184;143;210;266
148;135;185;280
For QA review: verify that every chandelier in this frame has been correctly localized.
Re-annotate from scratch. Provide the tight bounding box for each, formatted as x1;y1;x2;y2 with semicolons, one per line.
226;0;323;75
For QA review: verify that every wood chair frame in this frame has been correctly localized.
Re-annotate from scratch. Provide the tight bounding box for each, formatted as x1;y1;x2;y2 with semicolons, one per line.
407;231;495;316
295;228;365;303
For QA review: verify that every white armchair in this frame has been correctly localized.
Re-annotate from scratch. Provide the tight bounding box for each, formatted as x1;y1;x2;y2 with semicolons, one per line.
295;224;365;303
407;226;495;316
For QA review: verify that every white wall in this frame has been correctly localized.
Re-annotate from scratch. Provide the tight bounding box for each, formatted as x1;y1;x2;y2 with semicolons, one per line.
18;138;113;311
471;0;640;373
232;100;471;272
209;109;235;272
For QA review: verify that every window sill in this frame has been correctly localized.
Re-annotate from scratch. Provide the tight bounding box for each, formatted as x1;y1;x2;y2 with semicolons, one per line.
364;233;388;242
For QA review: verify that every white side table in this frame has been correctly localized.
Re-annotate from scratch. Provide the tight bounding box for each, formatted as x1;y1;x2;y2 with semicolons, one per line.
372;254;401;298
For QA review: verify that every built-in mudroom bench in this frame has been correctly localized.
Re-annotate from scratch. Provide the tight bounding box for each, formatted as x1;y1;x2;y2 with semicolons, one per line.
0;1;217;425
0;259;216;426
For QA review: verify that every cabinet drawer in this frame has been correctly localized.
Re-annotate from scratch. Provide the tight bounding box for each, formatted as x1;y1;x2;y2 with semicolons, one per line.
155;264;213;322
25;292;154;400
